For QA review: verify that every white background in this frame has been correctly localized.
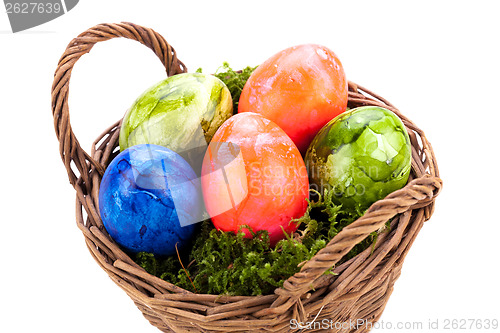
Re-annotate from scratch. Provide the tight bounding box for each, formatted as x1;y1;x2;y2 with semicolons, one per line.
1;1;499;332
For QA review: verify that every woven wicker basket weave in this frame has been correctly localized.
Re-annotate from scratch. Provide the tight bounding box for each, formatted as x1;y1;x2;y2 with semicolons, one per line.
51;22;442;333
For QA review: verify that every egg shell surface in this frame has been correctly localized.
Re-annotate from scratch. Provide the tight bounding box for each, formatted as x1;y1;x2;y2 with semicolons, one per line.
201;112;309;245
99;144;199;256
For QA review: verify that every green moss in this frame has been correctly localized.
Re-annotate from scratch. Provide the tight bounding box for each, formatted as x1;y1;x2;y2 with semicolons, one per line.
135;187;388;296
196;62;257;112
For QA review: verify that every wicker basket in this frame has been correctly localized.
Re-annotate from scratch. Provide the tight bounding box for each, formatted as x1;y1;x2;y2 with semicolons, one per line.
51;22;442;333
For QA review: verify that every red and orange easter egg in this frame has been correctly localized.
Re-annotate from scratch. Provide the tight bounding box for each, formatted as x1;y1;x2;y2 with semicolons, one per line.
238;44;348;154
201;113;309;245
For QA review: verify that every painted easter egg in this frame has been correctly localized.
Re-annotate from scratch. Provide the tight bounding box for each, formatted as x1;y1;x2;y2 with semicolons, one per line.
119;73;233;153
238;44;348;154
99;144;201;256
201;112;309;245
305;106;411;213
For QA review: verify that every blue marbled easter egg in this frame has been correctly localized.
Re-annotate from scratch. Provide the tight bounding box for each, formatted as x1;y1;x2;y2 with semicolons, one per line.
99;144;199;256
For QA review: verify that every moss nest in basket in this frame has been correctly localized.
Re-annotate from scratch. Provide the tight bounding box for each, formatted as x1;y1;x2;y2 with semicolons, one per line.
135;188;386;296
132;64;390;296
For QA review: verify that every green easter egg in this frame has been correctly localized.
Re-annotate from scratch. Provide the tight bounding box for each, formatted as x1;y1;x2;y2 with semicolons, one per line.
305;106;411;213
119;73;233;152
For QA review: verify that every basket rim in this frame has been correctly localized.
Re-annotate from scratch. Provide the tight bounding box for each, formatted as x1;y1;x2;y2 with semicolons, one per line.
81;79;442;303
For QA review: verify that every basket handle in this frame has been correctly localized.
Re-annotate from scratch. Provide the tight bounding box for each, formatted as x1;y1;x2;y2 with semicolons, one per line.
51;22;186;189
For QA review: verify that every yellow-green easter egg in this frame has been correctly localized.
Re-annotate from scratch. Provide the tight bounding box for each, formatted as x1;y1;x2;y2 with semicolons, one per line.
119;73;233;153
